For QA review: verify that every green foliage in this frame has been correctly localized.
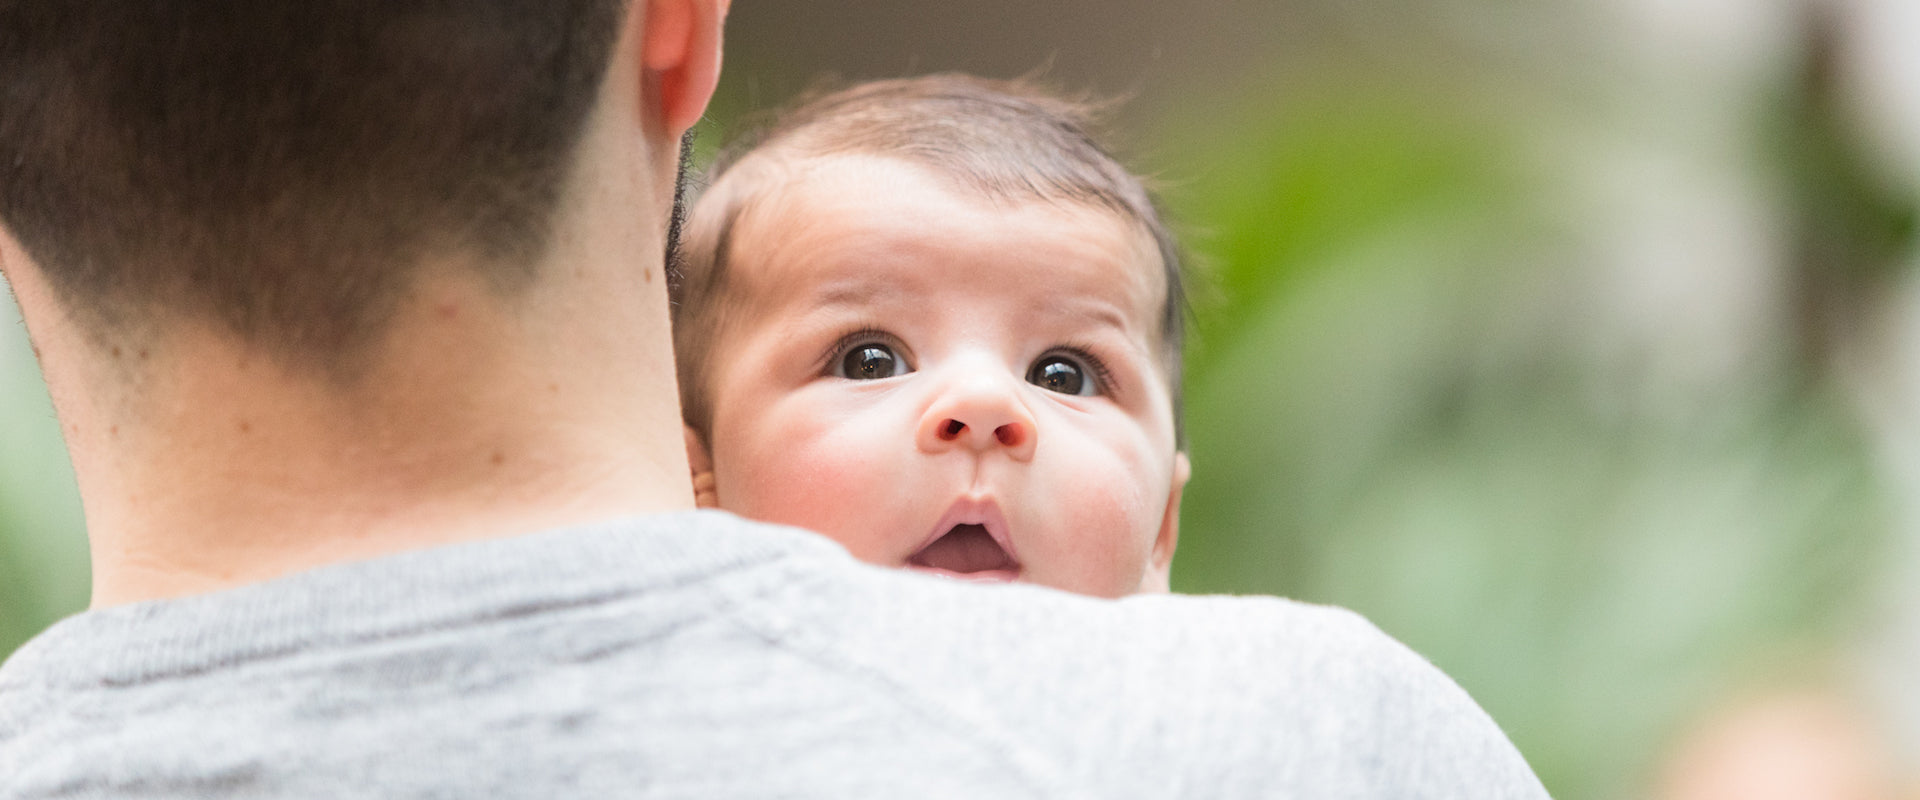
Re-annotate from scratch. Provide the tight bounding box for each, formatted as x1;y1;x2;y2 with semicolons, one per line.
1167;85;1520;376
1160;77;1888;800
0;301;89;663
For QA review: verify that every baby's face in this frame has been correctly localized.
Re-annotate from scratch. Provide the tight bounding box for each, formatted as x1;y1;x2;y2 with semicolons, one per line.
691;155;1187;597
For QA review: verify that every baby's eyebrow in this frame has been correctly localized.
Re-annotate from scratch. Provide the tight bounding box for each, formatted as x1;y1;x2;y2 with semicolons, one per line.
803;279;895;309
1046;297;1137;336
1077;304;1133;334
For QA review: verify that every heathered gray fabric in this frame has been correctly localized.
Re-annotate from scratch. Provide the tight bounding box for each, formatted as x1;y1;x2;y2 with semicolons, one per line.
0;512;1547;799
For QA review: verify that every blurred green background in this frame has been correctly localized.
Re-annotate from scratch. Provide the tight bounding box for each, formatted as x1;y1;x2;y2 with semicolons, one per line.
5;1;1919;798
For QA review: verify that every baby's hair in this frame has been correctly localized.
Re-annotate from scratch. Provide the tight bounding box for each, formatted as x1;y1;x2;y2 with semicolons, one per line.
671;73;1188;446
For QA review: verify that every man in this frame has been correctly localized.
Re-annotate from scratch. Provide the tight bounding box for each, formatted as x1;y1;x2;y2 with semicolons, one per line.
0;2;1548;797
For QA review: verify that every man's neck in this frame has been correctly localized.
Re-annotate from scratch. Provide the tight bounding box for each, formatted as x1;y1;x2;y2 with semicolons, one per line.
62;262;692;608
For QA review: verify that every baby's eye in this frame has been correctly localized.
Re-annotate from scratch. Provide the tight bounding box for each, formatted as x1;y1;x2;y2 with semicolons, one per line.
1028;354;1099;396
836;342;909;380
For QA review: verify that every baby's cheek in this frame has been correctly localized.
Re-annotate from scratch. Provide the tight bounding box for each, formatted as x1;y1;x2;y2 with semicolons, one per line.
718;414;905;559
725;430;845;516
1094;430;1176;587
1035;450;1163;596
1103;477;1163;566
711;406;805;503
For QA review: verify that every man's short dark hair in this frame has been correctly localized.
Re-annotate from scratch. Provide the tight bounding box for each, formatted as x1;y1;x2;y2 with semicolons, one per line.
0;0;628;364
671;73;1189;446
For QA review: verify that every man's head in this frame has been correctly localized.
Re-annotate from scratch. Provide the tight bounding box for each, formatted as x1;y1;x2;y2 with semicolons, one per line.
0;0;695;368
671;75;1191;596
0;0;726;606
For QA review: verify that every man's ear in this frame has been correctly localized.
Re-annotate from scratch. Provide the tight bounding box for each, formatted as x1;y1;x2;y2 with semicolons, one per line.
1141;451;1191;593
684;424;719;509
640;0;725;137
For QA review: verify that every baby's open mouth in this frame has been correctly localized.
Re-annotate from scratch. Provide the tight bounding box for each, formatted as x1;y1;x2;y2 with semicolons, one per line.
907;523;1019;581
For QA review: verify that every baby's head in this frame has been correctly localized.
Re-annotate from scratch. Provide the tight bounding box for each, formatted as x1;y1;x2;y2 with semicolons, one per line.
671;74;1189;597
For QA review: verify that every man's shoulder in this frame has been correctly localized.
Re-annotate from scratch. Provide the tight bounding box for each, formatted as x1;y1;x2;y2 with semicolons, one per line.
723;515;1463;718
769;561;1425;715
0;514;1545;798
741;552;1548;799
756;535;1420;681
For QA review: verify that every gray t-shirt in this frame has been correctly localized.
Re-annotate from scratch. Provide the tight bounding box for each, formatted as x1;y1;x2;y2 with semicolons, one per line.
0;512;1547;798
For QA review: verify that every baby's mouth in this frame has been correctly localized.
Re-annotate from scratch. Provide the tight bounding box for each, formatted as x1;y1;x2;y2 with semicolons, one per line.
907;523;1020;582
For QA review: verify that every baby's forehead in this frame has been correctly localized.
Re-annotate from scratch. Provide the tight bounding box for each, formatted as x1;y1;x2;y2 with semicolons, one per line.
710;153;1172;323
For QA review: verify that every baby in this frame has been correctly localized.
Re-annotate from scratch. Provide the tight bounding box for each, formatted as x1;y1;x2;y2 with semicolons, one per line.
671;74;1190;598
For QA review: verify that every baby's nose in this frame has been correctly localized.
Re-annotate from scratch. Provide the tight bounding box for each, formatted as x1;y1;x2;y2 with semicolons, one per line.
917;372;1037;461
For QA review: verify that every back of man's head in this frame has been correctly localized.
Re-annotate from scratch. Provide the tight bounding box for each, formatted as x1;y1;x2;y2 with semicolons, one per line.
0;0;627;365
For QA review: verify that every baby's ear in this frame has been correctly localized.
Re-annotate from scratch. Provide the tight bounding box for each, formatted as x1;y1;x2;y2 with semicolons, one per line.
684;425;719;509
1141;451;1191;593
